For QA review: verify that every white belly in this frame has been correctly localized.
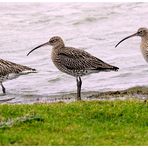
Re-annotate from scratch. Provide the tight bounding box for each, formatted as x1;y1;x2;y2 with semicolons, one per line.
0;69;37;83
0;73;20;82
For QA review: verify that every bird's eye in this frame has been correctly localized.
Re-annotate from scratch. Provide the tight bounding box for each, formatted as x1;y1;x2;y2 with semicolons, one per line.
50;39;58;43
138;30;143;34
50;40;55;43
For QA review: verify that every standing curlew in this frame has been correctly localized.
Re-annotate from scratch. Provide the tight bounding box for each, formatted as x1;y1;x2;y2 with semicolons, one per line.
115;27;148;63
27;36;119;100
0;59;36;94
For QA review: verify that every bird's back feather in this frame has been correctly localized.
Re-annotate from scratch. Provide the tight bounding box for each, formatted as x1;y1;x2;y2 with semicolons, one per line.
0;59;36;76
54;47;118;71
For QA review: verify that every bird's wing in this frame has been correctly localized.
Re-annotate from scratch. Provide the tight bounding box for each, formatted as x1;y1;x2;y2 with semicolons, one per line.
58;47;117;71
0;59;36;76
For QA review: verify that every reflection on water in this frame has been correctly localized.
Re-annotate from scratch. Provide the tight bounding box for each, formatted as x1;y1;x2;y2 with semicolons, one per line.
0;3;148;103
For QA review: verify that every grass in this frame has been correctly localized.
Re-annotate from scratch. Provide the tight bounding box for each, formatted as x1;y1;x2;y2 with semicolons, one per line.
0;99;148;145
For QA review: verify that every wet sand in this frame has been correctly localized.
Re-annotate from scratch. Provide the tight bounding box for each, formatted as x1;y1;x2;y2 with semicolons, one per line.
0;86;148;104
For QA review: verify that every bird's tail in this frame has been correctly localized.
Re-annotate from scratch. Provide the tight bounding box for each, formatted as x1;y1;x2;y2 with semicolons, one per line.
20;68;37;75
111;66;119;71
96;66;119;72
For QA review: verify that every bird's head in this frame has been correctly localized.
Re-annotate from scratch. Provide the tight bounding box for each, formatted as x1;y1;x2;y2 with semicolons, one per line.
49;36;64;47
27;36;64;56
115;27;148;48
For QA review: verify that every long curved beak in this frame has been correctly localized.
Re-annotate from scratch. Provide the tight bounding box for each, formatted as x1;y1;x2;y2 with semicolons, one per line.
27;42;49;56
115;32;138;48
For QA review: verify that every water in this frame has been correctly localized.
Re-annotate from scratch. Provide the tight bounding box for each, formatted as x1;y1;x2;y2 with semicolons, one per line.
0;2;148;103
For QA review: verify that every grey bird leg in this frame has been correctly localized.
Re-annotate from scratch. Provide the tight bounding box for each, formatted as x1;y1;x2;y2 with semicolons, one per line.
76;76;82;100
1;83;6;94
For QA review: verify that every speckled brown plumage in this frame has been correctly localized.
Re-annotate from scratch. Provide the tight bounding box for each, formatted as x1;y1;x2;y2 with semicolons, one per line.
27;36;119;100
0;59;36;94
52;46;118;77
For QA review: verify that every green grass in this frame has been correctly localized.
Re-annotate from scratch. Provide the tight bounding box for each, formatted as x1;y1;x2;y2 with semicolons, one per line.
0;99;148;145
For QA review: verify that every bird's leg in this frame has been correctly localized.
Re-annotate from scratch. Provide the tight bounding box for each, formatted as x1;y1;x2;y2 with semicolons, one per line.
76;76;82;100
1;83;6;94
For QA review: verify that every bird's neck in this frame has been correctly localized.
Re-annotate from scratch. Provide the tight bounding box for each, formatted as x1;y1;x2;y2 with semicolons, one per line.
141;36;148;50
140;37;148;62
52;43;65;54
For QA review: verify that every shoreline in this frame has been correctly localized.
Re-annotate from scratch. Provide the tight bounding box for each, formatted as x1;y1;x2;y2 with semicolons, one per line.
0;86;148;104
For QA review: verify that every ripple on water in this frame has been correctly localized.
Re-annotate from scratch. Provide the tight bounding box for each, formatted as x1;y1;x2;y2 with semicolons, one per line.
0;3;148;103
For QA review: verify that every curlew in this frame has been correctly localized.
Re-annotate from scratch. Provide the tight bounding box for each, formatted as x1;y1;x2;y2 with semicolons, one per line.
115;27;148;63
0;59;36;94
27;36;119;100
